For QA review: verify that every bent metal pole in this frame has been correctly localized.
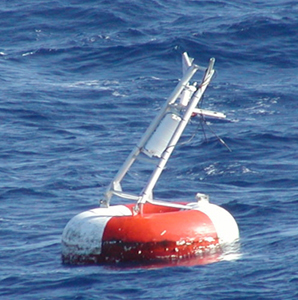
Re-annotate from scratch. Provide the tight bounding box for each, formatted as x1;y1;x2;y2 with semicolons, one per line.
137;58;215;210
102;63;199;206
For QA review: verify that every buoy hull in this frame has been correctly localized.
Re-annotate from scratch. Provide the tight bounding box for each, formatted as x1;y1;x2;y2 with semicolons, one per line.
61;202;239;265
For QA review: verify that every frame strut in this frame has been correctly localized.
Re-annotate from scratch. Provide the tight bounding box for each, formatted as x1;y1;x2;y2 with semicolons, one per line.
100;54;217;212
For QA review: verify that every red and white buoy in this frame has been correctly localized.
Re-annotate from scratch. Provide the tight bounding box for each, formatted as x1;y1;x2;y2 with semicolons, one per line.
62;53;239;265
62;195;239;264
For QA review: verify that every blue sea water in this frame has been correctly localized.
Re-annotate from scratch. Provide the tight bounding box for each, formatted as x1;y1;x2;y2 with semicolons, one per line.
1;0;298;299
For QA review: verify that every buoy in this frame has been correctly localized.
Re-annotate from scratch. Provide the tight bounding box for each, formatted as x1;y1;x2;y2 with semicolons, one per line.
62;198;238;264
61;53;239;265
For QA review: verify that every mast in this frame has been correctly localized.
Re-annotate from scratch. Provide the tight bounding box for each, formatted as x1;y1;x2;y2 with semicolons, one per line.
137;58;215;210
101;53;222;210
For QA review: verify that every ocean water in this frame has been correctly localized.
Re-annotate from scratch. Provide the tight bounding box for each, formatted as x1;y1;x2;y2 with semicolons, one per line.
1;0;298;299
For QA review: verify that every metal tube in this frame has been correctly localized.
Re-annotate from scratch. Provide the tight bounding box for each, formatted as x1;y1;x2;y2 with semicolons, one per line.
103;64;199;206
138;59;215;208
